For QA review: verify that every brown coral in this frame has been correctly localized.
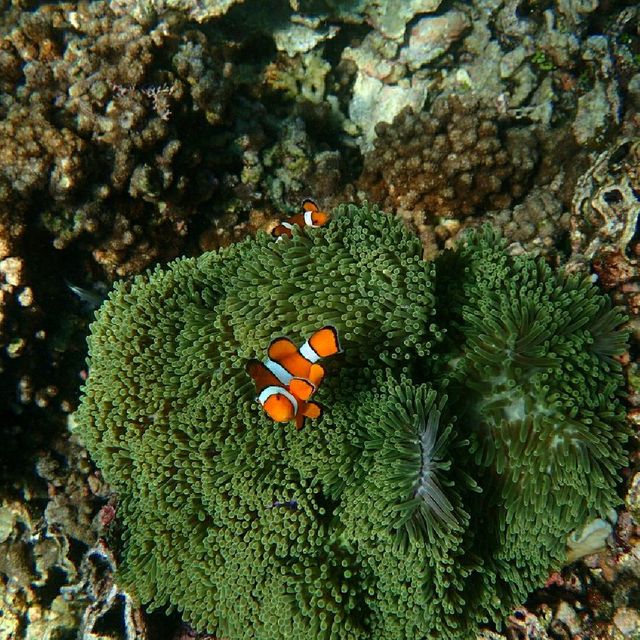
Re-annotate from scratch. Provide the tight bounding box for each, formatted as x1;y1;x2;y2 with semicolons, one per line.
0;2;233;278
359;94;539;220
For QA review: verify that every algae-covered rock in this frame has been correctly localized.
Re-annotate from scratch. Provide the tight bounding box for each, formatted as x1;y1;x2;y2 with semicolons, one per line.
76;204;628;639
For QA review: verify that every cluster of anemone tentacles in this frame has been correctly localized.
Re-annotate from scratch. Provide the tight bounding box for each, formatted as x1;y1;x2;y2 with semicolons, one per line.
76;204;628;640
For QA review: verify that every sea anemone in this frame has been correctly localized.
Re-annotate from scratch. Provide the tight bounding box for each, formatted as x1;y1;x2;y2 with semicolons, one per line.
75;205;628;639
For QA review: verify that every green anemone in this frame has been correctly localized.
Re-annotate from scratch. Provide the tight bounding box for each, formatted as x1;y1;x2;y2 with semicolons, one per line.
76;205;629;639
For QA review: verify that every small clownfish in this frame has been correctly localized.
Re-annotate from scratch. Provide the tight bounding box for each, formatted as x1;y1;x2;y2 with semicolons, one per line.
272;198;330;239
264;325;342;400
247;326;342;429
246;359;323;430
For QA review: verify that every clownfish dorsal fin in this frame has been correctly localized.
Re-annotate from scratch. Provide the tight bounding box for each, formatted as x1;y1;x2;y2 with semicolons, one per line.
246;359;266;386
289;377;315;402
268;336;298;362
246;359;264;377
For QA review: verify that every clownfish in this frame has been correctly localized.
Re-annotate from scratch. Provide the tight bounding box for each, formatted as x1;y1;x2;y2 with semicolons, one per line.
272;198;330;238
247;326;342;429
246;359;323;429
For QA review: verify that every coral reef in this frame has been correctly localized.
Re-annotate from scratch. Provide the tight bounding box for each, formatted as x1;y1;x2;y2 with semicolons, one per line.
109;0;635;153
569;138;640;344
0;215;31;357
0;208;90;481
0;433;112;640
570;139;640;266
0;2;351;281
487;183;570;257
76;204;628;639
1;0;639;638
359;95;539;221
335;0;636;150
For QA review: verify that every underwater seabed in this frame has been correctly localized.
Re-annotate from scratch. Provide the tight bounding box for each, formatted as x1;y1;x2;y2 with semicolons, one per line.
1;0;639;638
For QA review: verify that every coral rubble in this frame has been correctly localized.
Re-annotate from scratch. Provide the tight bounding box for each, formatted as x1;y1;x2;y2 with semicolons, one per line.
0;433;117;640
569;138;640;345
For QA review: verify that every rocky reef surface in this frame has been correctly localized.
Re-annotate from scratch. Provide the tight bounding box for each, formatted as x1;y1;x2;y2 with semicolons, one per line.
0;0;639;638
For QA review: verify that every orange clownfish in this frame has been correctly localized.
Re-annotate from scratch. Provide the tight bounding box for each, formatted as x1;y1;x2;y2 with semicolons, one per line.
247;326;342;429
272;198;330;238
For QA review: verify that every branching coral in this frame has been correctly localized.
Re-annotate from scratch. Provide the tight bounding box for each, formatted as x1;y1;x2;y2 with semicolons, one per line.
0;3;231;277
76;204;628;639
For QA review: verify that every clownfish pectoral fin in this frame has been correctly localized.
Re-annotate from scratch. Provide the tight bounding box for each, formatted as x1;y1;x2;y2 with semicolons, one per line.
303;400;322;420
295;400;323;429
308;326;342;359
289;377;315;401
268;336;298;362
308;363;325;389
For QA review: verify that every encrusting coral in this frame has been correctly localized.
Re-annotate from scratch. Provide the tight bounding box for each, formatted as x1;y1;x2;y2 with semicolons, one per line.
359;95;539;220
76;204;628;639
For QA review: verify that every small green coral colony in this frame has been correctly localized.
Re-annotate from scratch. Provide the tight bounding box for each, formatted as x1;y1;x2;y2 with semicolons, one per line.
76;204;628;639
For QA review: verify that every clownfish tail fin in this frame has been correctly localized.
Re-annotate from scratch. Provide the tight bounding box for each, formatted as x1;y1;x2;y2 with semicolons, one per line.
309;325;342;359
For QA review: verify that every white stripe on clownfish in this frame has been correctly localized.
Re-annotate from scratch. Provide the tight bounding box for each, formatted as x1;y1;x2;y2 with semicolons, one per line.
257;385;298;414
298;340;320;363
264;358;293;386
